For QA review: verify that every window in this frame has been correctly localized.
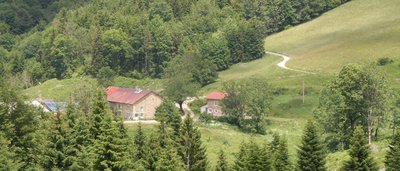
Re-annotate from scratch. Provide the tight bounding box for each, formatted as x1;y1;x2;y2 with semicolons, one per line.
214;101;218;106
140;107;144;113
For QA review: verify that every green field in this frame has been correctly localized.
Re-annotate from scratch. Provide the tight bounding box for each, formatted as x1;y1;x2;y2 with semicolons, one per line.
264;0;400;74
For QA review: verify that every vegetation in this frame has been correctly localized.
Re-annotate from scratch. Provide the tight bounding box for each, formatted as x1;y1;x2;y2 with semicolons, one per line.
297;121;326;171
385;129;400;171
341;126;378;171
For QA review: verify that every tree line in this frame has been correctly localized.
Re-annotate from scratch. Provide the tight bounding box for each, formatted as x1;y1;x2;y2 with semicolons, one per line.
1;79;399;170
0;0;350;88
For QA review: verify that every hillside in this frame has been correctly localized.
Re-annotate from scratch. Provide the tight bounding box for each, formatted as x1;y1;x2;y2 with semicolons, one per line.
264;0;400;74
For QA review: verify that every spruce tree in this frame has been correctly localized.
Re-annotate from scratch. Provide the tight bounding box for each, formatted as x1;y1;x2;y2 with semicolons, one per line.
233;142;247;170
179;115;208;171
272;134;292;171
216;149;228;171
341;126;378;171
155;146;185;171
93;114;130;170
385;129;400;171
133;123;148;168
43;113;68;170
0;133;20;171
89;90;110;139
297;121;326;171
155;99;182;138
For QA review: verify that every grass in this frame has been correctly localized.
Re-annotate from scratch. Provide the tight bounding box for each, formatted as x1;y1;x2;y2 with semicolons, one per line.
264;0;400;74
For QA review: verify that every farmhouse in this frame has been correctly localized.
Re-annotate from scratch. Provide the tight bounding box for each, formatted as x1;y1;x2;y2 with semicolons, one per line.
106;87;163;120
200;91;225;117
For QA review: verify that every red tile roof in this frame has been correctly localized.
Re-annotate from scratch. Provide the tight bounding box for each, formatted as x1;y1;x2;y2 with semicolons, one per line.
205;92;225;100
106;87;153;105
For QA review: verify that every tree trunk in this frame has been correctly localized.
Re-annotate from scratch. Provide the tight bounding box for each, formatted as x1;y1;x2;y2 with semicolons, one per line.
368;107;372;145
178;100;185;115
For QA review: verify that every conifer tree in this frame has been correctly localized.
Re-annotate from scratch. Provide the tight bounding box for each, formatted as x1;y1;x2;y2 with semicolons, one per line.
93;114;130;170
233;142;247;171
216;149;228;171
0;133;20;171
297;121;326;171
43;113;68;170
133;123;148;168
384;129;400;171
272;134;292;171
89;90;110;139
179;115;208;171
155;99;182;137
156;146;185;171
341;126;378;171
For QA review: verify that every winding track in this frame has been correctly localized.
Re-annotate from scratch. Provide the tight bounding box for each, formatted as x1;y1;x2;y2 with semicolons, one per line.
265;51;313;74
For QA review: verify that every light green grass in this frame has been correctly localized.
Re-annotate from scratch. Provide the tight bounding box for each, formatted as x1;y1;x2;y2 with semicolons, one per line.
264;0;400;74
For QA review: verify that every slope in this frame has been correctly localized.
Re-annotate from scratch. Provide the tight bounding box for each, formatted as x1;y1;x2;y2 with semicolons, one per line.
264;0;400;73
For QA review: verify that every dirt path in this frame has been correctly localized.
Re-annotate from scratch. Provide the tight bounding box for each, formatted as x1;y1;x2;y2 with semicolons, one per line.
265;51;313;74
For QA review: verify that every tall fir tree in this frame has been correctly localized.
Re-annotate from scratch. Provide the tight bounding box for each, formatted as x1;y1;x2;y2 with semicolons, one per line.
233;142;247;171
155;99;182;138
179;115;208;171
89;89;110;140
216;149;228;171
384;129;400;171
341;126;378;171
297;121;326;171
43;113;69;170
272;134;292;171
0;133;20;171
133;123;148;168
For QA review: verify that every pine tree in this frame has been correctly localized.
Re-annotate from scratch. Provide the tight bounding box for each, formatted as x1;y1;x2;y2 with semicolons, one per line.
341;126;378;171
179;115;208;171
297;121;326;171
133;123;148;168
93;114;130;170
0;133;20;171
156;146;185;171
385;129;400;171
89;89;110;139
233;142;247;171
155;99;182;138
43;113;68;170
272;134;292;171
216;149;228;171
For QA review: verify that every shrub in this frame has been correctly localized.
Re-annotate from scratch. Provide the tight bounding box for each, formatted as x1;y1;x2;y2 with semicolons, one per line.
377;57;393;66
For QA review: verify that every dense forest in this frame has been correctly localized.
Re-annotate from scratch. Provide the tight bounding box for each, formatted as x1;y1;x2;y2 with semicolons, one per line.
0;0;350;88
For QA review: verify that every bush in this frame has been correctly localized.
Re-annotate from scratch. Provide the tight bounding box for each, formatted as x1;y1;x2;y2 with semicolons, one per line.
377;57;393;66
199;112;213;123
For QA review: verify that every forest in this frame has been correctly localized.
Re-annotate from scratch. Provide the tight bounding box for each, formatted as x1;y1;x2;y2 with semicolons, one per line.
1;0;349;88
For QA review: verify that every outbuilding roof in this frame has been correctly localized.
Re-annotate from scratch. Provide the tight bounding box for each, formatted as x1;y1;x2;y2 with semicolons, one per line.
106;87;154;105
205;91;225;100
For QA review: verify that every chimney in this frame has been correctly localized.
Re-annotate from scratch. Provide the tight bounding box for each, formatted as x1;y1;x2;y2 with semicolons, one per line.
134;86;142;93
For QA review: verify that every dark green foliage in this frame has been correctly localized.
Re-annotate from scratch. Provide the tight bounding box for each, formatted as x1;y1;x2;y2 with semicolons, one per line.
222;79;273;134
341;126;378;171
5;0;348;87
42;113;69;170
315;64;391;150
297;121;326;171
271;134;292;171
0;133;20;171
97;66;116;87
385;129;400;171
216;149;229;171
178;115;208;171
233;141;271;171
133;123;147;163
225;20;264;63
163;54;200;113
155;99;182;137
0;82;45;170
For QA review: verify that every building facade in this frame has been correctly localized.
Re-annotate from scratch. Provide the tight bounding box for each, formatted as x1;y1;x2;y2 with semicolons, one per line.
107;87;163;120
200;92;225;117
